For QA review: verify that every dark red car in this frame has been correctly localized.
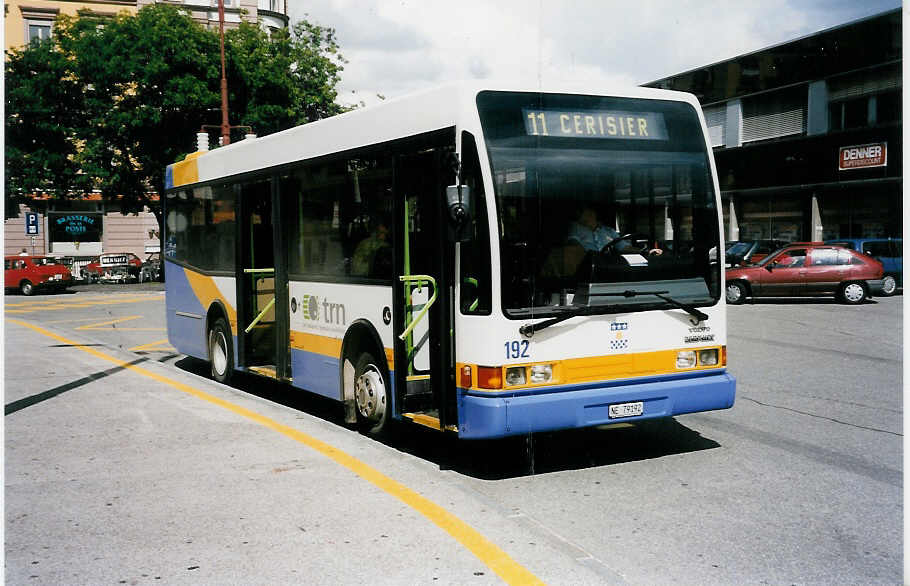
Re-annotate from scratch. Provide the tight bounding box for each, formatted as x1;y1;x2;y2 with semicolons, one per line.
4;256;73;295
82;252;143;283
725;243;885;305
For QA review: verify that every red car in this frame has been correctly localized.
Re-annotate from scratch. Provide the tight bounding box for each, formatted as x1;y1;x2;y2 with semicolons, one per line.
725;243;885;305
4;256;73;295
82;252;143;283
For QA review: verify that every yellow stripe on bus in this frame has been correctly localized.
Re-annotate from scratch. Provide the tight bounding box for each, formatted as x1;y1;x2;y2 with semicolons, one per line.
184;269;237;333
170;151;203;187
459;346;723;391
290;330;395;370
8;318;544;586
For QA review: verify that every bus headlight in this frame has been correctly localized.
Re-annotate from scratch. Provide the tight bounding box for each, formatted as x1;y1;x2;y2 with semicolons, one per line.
529;364;553;383
676;351;696;368
698;349;719;366
505;367;526;386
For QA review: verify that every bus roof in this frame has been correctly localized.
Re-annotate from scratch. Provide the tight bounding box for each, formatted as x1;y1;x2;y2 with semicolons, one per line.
166;81;701;190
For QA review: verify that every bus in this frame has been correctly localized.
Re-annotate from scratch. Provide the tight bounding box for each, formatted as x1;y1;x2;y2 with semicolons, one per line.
164;82;736;439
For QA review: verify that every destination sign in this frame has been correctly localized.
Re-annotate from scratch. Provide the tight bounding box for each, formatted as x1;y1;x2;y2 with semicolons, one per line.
522;109;668;140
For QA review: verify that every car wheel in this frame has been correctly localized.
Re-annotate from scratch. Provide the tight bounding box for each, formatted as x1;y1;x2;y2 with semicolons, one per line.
19;280;34;296
354;351;392;437
208;317;234;384
725;281;747;305
879;275;897;296
839;281;867;305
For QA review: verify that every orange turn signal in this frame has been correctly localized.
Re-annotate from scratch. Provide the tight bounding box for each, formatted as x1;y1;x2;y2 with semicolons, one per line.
477;366;503;389
721;345;727;366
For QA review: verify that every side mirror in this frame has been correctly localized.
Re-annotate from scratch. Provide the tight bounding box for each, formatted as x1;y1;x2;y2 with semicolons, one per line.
764;264;774;272
446;185;473;242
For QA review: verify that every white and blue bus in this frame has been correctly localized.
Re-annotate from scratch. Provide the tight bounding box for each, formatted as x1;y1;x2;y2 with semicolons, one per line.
164;82;735;439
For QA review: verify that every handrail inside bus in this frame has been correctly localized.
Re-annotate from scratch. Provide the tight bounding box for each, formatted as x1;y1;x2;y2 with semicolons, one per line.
244;267;276;334
398;275;437;341
245;297;276;334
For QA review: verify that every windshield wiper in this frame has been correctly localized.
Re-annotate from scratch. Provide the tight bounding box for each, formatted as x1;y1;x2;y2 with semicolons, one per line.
594;289;709;322
519;305;626;337
518;290;709;337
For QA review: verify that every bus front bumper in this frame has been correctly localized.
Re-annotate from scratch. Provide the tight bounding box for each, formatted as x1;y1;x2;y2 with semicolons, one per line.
456;371;736;439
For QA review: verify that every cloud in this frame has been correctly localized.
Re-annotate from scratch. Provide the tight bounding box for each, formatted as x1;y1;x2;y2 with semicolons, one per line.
289;0;901;107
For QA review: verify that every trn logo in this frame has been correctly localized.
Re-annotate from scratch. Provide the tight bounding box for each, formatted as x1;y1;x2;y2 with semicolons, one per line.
301;294;346;325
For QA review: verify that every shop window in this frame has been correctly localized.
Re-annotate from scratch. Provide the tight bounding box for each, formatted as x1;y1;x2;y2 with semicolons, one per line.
829;97;869;131
876;91;901;124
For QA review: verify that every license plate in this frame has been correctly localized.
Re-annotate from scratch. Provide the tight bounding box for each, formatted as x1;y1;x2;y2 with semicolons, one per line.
608;401;643;419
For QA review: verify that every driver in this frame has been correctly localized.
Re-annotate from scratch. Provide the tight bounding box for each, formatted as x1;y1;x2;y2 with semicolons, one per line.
566;205;661;255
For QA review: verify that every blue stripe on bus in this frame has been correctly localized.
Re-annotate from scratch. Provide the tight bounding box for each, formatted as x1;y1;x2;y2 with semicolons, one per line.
455;370;736;439
165;261;209;360
289;347;397;414
290;347;341;399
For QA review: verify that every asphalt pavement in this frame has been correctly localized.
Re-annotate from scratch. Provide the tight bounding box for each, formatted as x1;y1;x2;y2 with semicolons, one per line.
3;286;904;585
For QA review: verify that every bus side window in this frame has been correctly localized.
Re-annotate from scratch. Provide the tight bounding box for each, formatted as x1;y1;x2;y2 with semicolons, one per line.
459;131;492;315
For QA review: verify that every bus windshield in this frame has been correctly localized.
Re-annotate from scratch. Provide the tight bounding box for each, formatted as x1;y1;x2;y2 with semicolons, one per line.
477;91;721;318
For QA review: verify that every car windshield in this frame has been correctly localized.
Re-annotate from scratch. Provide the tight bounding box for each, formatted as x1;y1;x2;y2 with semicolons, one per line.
477;91;721;318
726;242;751;256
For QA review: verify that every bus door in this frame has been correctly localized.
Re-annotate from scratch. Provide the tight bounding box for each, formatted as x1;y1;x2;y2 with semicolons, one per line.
393;145;457;431
236;178;290;380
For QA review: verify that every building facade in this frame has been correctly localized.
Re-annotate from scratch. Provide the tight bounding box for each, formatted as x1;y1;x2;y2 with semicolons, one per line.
646;9;901;243
4;0;289;260
135;0;288;32
5;0;137;49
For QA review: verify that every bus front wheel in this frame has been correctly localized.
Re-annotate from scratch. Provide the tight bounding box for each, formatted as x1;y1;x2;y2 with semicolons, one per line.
354;351;391;436
208;318;233;384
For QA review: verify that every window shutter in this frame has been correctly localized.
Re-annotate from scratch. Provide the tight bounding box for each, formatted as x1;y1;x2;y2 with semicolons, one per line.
703;106;725;147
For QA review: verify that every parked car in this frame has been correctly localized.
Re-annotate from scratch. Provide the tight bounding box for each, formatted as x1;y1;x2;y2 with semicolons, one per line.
4;256;73;295
725;243;885;305
725;239;789;267
824;238;901;296
83;252;143;283
139;252;161;283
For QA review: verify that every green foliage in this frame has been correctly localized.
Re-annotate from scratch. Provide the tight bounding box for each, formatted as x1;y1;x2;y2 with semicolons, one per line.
226;19;346;136
5;5;347;220
4;37;90;211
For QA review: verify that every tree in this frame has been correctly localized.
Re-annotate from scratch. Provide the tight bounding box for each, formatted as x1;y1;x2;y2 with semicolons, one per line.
4;37;91;214
5;5;347;226
226;19;346;137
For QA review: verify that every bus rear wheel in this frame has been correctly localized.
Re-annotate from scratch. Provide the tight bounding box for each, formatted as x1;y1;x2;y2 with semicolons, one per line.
354;351;391;436
208;317;233;384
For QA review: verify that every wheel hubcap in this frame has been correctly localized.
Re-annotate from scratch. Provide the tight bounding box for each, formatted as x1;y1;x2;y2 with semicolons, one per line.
844;283;864;302
355;366;386;422
726;284;741;302
882;276;896;294
211;331;228;375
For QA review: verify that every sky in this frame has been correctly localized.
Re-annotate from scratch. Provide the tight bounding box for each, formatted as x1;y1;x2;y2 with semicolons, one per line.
288;0;902;109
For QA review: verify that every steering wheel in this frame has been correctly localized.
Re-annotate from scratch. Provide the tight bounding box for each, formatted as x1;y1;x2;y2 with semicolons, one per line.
600;233;647;254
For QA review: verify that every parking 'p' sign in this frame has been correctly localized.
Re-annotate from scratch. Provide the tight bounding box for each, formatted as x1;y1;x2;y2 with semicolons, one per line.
25;212;39;235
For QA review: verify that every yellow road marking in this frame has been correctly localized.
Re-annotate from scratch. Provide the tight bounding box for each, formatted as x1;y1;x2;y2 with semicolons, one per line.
73;315;166;332
8;318;545;586
128;338;176;352
45;317;116;324
77;315;142;329
6;296;161;314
